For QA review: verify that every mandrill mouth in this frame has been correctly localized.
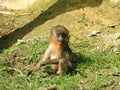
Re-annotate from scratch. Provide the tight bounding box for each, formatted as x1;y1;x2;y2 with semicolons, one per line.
57;41;62;45
57;37;64;43
57;39;64;44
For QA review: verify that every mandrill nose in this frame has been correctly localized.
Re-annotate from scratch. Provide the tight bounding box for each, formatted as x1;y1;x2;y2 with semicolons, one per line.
57;35;64;43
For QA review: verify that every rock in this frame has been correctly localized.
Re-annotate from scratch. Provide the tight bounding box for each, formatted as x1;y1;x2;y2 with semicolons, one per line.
100;33;120;54
108;24;119;28
46;85;57;90
0;11;14;15
16;39;26;45
88;30;101;37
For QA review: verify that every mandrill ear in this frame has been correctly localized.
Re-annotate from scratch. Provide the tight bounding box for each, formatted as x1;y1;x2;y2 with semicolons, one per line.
65;34;70;43
67;35;70;43
68;35;70;39
50;27;54;34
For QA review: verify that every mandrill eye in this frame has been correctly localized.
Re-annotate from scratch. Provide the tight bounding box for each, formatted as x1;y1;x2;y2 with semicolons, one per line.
57;32;66;38
57;32;61;36
62;34;66;37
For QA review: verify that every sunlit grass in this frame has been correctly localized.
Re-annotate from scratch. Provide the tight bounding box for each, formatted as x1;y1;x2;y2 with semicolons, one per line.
0;38;119;90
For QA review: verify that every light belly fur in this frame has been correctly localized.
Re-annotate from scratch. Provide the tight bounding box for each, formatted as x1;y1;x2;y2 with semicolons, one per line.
50;54;58;59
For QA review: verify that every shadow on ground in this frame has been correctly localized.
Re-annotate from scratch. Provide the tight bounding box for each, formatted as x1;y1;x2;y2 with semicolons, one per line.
0;0;102;51
68;52;93;75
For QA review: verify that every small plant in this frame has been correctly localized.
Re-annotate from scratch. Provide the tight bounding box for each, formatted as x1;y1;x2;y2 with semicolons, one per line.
0;38;119;90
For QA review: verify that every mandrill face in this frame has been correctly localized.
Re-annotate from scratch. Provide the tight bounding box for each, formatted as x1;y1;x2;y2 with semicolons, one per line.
50;25;69;45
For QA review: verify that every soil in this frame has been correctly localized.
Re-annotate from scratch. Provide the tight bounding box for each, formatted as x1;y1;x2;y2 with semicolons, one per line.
0;0;38;10
0;0;120;51
0;1;120;89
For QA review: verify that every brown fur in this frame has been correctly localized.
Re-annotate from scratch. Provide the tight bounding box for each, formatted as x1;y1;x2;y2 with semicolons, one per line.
29;25;73;75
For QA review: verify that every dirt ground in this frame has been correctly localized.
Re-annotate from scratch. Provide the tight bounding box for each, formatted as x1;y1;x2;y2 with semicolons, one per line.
0;1;120;89
0;0;120;51
0;0;38;9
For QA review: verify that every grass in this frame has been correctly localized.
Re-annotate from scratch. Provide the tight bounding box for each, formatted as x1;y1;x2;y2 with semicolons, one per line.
0;38;120;90
0;0;120;90
0;0;55;37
